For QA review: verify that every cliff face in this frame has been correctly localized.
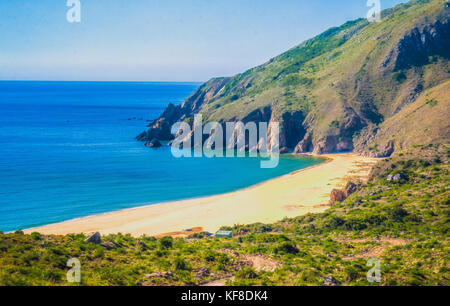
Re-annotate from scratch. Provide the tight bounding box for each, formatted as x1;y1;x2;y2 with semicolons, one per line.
393;14;450;71
137;0;450;156
136;77;232;142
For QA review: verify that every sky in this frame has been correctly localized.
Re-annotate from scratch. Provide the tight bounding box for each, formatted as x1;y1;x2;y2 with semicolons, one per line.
0;0;408;82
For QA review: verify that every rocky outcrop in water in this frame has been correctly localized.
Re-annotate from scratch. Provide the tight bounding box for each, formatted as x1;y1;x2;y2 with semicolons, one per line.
145;139;162;148
136;78;232;143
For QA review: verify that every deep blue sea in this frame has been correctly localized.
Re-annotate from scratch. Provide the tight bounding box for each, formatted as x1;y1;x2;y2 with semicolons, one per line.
0;81;324;232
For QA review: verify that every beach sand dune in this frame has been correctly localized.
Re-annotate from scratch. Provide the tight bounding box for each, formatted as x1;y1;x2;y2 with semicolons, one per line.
25;154;378;237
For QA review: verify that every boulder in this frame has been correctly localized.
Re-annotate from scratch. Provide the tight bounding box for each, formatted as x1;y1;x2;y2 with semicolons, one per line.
387;173;408;181
144;272;173;279
322;276;338;286
344;181;360;197
100;241;116;250
85;232;101;244
377;140;395;158
194;267;210;278
329;189;347;205
145;139;162;148
369;189;384;196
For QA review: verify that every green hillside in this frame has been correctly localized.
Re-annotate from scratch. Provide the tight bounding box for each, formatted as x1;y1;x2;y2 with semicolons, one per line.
138;0;449;156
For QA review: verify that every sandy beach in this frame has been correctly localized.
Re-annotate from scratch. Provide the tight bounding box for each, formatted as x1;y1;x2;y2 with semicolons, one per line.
25;154;378;237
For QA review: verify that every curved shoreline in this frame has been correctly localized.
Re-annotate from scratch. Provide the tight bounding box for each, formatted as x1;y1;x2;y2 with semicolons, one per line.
25;153;378;237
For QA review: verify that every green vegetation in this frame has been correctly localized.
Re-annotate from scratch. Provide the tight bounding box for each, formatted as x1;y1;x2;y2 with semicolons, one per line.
392;71;407;83
329;120;340;129
1;144;448;286
426;98;438;107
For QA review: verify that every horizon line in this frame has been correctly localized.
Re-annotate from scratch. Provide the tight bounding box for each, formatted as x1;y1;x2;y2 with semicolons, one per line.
0;80;205;84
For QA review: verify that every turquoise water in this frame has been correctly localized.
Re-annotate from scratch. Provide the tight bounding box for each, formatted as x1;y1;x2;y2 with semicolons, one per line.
0;81;324;232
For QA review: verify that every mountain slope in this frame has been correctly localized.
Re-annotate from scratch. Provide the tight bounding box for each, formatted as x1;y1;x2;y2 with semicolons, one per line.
137;0;450;156
354;80;450;156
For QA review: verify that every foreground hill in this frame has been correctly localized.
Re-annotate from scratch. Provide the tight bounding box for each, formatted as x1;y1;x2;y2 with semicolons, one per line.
137;0;449;156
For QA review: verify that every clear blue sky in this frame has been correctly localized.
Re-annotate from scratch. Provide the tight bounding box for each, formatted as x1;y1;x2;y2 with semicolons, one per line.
0;0;407;82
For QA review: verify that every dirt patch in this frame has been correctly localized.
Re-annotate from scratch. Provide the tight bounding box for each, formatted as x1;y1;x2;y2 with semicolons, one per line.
338;237;411;260
241;254;281;272
154;227;203;239
219;249;281;272
202;253;280;286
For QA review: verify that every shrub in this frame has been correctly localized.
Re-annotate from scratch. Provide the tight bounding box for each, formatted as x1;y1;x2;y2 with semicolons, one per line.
30;232;43;240
329;120;340;128
203;250;216;262
159;237;173;249
230;94;239;102
425;98;438;107
236;268;258;279
388;205;409;222
326;216;345;229
174;257;191;271
274;242;299;254
392;71;407;83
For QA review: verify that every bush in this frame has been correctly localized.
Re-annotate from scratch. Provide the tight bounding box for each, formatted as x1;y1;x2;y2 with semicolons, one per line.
30;232;43;240
329;120;340;128
203;250;217;262
236;268;258;279
230;94;239;102
326;216;345;229
174;257;191;271
159;237;173;249
389;205;409;222
425;98;438;107
392;71;406;83
274;242;299;255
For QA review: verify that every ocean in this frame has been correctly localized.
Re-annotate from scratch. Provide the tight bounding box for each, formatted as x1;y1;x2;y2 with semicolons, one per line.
0;81;324;232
